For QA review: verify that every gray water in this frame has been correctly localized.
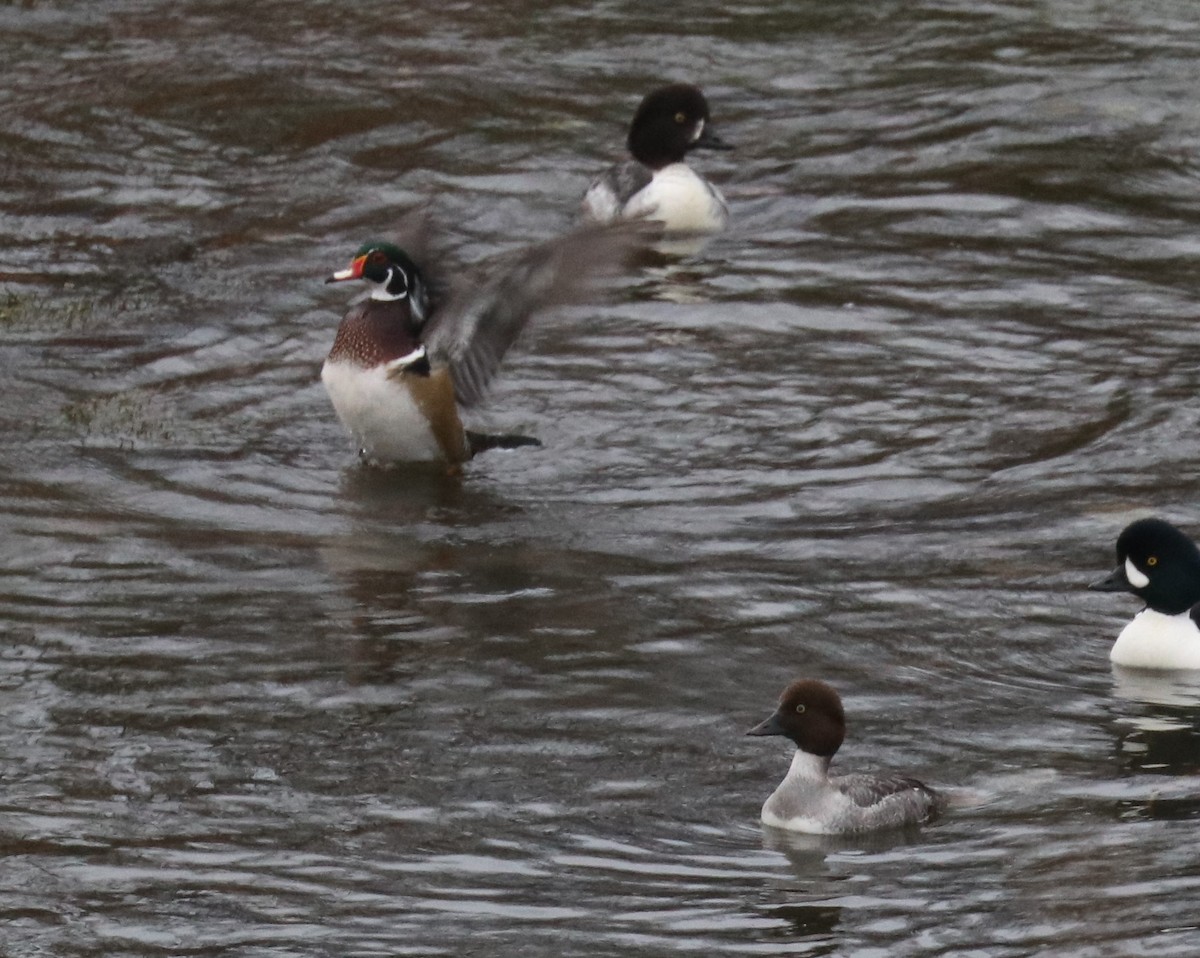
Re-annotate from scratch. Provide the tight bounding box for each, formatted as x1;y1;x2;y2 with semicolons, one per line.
4;1;1200;955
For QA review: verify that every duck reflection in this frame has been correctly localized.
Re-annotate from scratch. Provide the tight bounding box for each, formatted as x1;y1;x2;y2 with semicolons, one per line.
762;820;934;860
1107;666;1200;819
318;463;528;677
748;826;956;951
756;902;842;950
1110;665;1200;713
627;243;725;303
319;462;664;684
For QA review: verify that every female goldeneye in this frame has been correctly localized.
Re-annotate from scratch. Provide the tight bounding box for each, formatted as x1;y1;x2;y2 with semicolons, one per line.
1089;517;1200;670
747;679;940;834
582;83;732;234
322;211;638;467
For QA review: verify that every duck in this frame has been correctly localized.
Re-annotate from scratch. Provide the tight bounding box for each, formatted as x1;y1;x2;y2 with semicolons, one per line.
1089;517;1200;670
321;212;639;467
582;83;732;234
747;678;940;834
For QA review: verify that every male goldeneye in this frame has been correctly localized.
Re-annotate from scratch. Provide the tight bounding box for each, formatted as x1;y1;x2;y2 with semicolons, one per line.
747;678;940;834
321;211;638;467
582;83;731;234
1089;517;1200;670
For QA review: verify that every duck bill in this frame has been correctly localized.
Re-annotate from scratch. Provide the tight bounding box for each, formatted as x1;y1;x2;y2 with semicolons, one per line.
746;711;785;737
1089;565;1132;593
325;254;367;283
693;124;733;151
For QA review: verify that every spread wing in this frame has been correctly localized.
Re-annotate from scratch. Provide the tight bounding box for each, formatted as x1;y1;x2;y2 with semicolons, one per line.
389;204;454;320
834;773;939;816
423;221;651;408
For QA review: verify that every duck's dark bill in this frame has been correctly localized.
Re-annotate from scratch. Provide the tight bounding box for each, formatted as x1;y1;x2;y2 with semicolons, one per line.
694;126;733;151
1089;566;1131;592
747;712;785;737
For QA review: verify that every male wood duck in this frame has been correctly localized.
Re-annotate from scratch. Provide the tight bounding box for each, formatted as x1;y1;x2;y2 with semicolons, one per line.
322;213;641;467
582;83;732;234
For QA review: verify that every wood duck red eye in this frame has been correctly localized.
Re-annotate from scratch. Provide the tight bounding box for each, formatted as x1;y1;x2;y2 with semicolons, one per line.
368;250;387;265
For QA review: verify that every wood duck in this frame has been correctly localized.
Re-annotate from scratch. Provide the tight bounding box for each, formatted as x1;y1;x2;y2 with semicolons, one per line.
322;212;641;467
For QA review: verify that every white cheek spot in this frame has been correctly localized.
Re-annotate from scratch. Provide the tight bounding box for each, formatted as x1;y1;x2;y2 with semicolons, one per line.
1125;557;1150;589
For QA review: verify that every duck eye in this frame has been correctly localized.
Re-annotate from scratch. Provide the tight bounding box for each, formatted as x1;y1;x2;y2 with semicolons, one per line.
1147;556;1158;567
794;704;806;715
368;251;387;265
674;111;686;124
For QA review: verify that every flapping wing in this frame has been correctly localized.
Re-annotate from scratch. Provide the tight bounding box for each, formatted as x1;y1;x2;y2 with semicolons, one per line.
424;220;651;408
391;204;455;320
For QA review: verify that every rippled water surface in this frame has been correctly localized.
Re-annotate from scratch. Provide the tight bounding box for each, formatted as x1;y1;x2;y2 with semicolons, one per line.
5;1;1200;954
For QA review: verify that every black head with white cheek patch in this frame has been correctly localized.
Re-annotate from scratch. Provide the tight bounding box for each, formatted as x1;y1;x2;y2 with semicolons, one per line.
626;83;732;169
1090;517;1200;614
747;678;846;758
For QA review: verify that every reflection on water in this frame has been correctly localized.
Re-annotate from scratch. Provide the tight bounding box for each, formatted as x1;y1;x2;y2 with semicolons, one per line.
1111;665;1200;712
1110;666;1200;784
5;0;1200;955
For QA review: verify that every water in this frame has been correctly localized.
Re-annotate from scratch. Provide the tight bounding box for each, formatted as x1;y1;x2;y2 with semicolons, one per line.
3;0;1200;954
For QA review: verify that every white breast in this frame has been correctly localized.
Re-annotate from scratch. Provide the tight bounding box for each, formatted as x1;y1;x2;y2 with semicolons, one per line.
623;164;728;233
1110;609;1200;670
759;749;935;834
760;750;845;835
321;360;444;463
